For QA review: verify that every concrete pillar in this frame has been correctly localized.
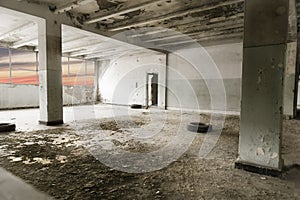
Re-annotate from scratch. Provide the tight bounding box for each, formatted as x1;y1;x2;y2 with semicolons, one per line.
284;42;297;118
236;0;289;175
283;0;297;118
38;19;63;125
94;60;100;101
95;60;111;102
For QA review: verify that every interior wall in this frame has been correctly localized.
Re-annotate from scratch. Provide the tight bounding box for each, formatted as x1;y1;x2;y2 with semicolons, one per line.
0;84;95;109
167;43;242;112
98;43;242;112
99;53;167;108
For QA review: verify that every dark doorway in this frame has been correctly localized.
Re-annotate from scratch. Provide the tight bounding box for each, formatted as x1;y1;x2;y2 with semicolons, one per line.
151;74;158;106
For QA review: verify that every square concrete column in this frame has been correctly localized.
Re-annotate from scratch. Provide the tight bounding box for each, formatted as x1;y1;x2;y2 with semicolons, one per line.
38;19;63;125
95;60;111;102
283;0;297;118
236;0;289;175
284;41;297;118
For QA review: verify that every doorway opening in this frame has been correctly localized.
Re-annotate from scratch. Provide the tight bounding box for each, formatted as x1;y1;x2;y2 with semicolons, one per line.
147;73;158;107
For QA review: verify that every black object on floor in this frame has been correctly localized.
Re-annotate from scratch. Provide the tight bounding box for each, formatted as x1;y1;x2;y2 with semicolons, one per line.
187;122;212;133
130;104;143;109
0;123;16;133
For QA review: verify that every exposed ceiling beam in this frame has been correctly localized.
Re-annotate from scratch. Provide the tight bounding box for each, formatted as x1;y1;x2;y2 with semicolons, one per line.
107;0;244;31
172;14;244;33
0;21;36;40
157;40;194;47
143;34;186;43
63;35;87;44
63;41;123;54
84;0;167;24
0;0;116;38
130;29;170;38
157;32;243;47
0;41;13;48
69;47;118;57
55;0;95;14
84;48;135;59
142;19;244;43
182;20;244;36
191;27;244;41
129;12;244;39
0;41;36;51
12;37;37;48
63;43;103;53
196;32;243;45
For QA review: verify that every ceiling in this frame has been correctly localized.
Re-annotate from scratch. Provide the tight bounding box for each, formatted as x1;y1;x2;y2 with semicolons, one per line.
2;0;294;60
0;10;156;61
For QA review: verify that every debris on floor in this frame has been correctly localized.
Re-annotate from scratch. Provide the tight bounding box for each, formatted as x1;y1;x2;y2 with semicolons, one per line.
0;112;298;200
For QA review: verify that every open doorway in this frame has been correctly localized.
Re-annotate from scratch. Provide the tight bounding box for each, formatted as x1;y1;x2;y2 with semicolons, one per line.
146;73;158;108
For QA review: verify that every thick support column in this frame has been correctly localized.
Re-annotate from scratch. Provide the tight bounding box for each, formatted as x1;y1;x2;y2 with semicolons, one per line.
284;0;297;118
38;19;63;125
94;61;100;102
284;42;297;118
236;0;289;175
95;60;111;102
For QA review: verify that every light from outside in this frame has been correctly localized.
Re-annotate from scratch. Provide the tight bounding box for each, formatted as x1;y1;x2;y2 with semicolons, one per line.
0;47;95;86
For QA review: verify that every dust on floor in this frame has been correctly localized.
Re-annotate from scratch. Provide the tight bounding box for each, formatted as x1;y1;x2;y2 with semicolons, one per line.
0;111;299;200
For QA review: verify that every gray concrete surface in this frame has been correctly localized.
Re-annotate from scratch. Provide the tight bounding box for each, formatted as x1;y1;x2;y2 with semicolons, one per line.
38;19;63;124
238;0;288;170
0;167;52;200
0;104;143;131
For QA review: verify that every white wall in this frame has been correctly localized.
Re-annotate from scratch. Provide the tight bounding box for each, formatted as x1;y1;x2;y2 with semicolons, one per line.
167;43;243;112
0;84;95;109
0;84;39;109
99;53;167;108
98;43;243;112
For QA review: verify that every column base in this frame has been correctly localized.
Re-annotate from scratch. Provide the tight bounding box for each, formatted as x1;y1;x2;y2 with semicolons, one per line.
283;115;294;120
235;161;282;177
39;120;64;126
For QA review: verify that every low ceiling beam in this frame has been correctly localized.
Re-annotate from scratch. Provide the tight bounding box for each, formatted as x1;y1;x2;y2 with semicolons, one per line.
69;47;118;57
63;41;122;54
63;35;87;44
0;21;36;40
0;0;116;38
0;41;13;48
157;32;243;47
143;19;244;43
84;0;166;24
130;13;244;38
63;43;103;53
12;37;37;48
107;0;244;31
84;48;138;59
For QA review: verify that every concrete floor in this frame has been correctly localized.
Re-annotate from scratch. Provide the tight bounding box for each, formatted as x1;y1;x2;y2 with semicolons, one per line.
0;104;145;200
0;104;241;132
0;105;299;199
0;104;145;132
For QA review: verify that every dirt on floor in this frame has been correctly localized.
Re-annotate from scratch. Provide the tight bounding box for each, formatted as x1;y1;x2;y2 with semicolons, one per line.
0;111;299;200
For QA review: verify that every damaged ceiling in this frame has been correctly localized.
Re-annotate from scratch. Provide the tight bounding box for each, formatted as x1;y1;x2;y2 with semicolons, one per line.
0;0;246;59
